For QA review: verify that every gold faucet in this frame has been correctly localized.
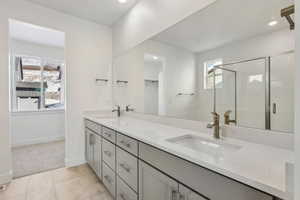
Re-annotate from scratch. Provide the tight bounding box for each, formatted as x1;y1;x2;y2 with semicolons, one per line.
207;112;220;139
224;110;236;125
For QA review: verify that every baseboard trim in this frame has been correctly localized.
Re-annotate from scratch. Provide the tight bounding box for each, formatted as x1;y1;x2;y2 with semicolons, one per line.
12;136;65;148
0;170;12;185
65;157;86;167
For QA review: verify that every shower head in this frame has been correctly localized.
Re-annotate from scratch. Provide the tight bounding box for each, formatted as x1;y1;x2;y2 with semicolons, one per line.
281;5;295;30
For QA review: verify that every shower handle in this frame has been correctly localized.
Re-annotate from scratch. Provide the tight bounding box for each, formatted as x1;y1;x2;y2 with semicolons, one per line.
272;103;277;114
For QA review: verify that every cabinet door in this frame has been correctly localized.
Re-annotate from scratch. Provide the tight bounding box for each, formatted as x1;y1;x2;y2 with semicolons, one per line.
85;129;89;163
86;129;94;167
91;133;96;171
139;161;178;200
94;134;102;179
179;185;206;200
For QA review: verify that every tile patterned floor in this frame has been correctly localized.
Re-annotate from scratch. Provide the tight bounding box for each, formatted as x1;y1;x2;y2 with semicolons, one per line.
0;164;113;200
12;141;65;178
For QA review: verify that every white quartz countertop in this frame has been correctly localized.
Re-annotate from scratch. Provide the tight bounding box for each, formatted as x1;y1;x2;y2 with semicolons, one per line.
84;115;294;200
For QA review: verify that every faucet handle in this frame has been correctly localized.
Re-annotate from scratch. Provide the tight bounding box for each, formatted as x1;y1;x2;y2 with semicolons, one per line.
211;112;220;118
126;105;134;112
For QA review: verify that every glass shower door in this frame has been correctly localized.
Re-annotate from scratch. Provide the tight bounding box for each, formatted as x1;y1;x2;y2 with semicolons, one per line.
215;67;236;125
215;58;266;129
235;59;266;129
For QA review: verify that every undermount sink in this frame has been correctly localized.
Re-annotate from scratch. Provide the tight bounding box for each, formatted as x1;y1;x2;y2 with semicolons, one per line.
166;134;242;158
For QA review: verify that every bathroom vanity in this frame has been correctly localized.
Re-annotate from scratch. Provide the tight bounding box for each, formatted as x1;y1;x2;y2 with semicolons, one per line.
84;115;293;200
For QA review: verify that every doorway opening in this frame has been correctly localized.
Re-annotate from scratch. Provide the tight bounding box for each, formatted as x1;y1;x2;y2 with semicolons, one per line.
8;19;66;178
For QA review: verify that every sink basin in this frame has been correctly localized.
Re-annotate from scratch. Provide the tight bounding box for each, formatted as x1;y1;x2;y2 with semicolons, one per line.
166;134;242;159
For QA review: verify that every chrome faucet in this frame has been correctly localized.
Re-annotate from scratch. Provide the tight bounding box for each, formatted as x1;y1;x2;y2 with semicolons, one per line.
224;110;236;125
207;112;220;139
112;105;121;117
125;105;134;112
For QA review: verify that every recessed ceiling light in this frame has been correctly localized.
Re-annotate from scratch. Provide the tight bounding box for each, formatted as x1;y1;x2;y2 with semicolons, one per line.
153;56;158;60
118;0;127;4
268;20;278;26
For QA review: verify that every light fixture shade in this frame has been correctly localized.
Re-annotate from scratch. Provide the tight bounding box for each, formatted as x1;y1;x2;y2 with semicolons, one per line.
118;0;128;4
268;20;278;26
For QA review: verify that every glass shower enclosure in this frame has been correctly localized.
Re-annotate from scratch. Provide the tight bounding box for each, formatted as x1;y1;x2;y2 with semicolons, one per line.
212;51;294;133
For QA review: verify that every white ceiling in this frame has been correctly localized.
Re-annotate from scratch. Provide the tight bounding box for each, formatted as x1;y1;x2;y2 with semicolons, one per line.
154;0;294;53
26;0;140;25
9;19;65;47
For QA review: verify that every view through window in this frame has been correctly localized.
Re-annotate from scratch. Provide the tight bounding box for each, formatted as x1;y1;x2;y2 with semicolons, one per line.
203;59;223;90
12;55;65;111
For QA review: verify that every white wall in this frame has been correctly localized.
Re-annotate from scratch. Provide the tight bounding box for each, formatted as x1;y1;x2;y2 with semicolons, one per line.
0;0;112;184
0;4;12;184
196;29;295;129
10;111;65;147
9;39;65;147
294;0;299;198
112;0;216;57
10;39;64;60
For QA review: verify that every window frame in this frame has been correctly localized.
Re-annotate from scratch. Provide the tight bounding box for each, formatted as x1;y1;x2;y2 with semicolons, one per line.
203;58;223;90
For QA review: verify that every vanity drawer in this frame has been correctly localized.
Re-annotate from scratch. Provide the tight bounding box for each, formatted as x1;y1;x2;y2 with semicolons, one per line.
103;139;116;170
139;143;273;200
103;127;116;143
117;176;138;200
103;162;116;198
116;147;138;192
117;134;138;156
85;119;101;134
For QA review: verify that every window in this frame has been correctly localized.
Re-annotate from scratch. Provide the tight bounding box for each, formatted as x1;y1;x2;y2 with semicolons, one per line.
12;55;65;112
204;59;223;90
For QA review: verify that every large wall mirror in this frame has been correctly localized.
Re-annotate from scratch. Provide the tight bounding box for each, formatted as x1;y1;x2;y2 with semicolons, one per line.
112;0;295;133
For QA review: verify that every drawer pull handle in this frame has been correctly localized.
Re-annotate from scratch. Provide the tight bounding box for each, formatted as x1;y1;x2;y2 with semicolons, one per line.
104;175;112;183
120;140;131;148
120;193;128;200
104;151;112;157
171;190;178;200
179;194;185;200
120;163;131;172
104;132;112;137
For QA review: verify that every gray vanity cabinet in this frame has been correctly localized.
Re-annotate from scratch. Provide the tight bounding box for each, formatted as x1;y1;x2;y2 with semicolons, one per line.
139;143;273;200
84;119;276;200
139;161;178;200
94;134;102;179
85;129;94;168
85;128;102;180
139;160;206;200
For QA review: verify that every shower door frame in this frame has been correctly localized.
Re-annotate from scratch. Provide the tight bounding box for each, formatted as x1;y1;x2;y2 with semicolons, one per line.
213;57;271;130
212;66;237;124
